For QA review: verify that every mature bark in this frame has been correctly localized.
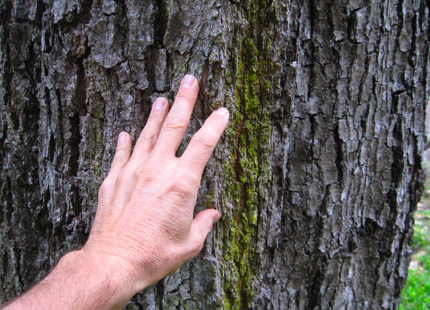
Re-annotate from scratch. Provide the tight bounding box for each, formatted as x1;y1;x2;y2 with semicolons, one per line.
1;0;429;309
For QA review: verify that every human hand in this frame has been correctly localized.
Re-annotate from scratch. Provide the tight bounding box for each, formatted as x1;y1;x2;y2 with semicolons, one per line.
79;75;229;305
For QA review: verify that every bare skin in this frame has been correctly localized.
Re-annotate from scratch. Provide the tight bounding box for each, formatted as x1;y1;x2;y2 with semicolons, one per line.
4;75;230;310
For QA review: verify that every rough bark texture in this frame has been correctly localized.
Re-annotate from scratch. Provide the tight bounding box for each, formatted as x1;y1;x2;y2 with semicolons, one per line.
1;0;429;309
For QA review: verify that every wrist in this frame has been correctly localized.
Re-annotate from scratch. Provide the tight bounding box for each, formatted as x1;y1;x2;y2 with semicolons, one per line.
4;249;136;310
73;246;155;307
55;250;134;310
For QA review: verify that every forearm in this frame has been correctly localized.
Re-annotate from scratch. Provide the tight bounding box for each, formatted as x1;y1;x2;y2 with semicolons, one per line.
4;250;132;310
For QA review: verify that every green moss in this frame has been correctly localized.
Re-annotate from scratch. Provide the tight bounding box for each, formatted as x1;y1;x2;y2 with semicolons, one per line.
223;295;232;309
164;294;181;308
91;101;105;120
225;70;233;84
98;82;107;91
220;1;274;308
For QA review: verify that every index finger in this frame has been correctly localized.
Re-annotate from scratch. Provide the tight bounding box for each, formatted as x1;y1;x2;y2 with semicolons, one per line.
179;107;230;176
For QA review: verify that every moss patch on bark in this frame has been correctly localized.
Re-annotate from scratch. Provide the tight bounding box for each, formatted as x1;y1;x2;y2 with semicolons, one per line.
221;1;275;308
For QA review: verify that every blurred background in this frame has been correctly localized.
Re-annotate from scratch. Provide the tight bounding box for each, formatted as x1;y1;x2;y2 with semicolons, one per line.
400;103;430;309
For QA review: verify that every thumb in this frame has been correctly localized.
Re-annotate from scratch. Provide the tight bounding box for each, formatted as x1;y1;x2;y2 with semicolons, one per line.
187;209;220;257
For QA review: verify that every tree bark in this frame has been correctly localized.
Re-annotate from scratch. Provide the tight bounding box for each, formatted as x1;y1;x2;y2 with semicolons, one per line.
1;0;429;309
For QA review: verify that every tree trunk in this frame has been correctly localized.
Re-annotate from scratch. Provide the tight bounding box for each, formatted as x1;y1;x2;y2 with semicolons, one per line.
1;0;429;309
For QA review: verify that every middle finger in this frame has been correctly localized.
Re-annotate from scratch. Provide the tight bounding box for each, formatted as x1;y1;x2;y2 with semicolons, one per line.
153;75;199;158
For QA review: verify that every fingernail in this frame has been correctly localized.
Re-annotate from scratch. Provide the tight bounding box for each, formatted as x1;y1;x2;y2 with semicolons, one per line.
215;211;221;222
181;75;196;88
215;107;229;116
153;97;166;110
118;132;127;143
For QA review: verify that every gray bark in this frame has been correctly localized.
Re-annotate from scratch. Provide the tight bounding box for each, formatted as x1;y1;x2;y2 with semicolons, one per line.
1;0;429;309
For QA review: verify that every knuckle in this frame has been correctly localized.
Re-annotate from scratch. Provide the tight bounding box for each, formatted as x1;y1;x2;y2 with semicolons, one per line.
188;239;204;258
112;150;130;166
175;91;193;101
115;170;132;188
118;165;134;179
192;132;216;149
187;171;202;187
169;180;195;197
179;165;201;185
135;164;157;182
137;130;158;145
116;142;130;153
162;116;189;131
182;168;201;187
99;179;114;196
